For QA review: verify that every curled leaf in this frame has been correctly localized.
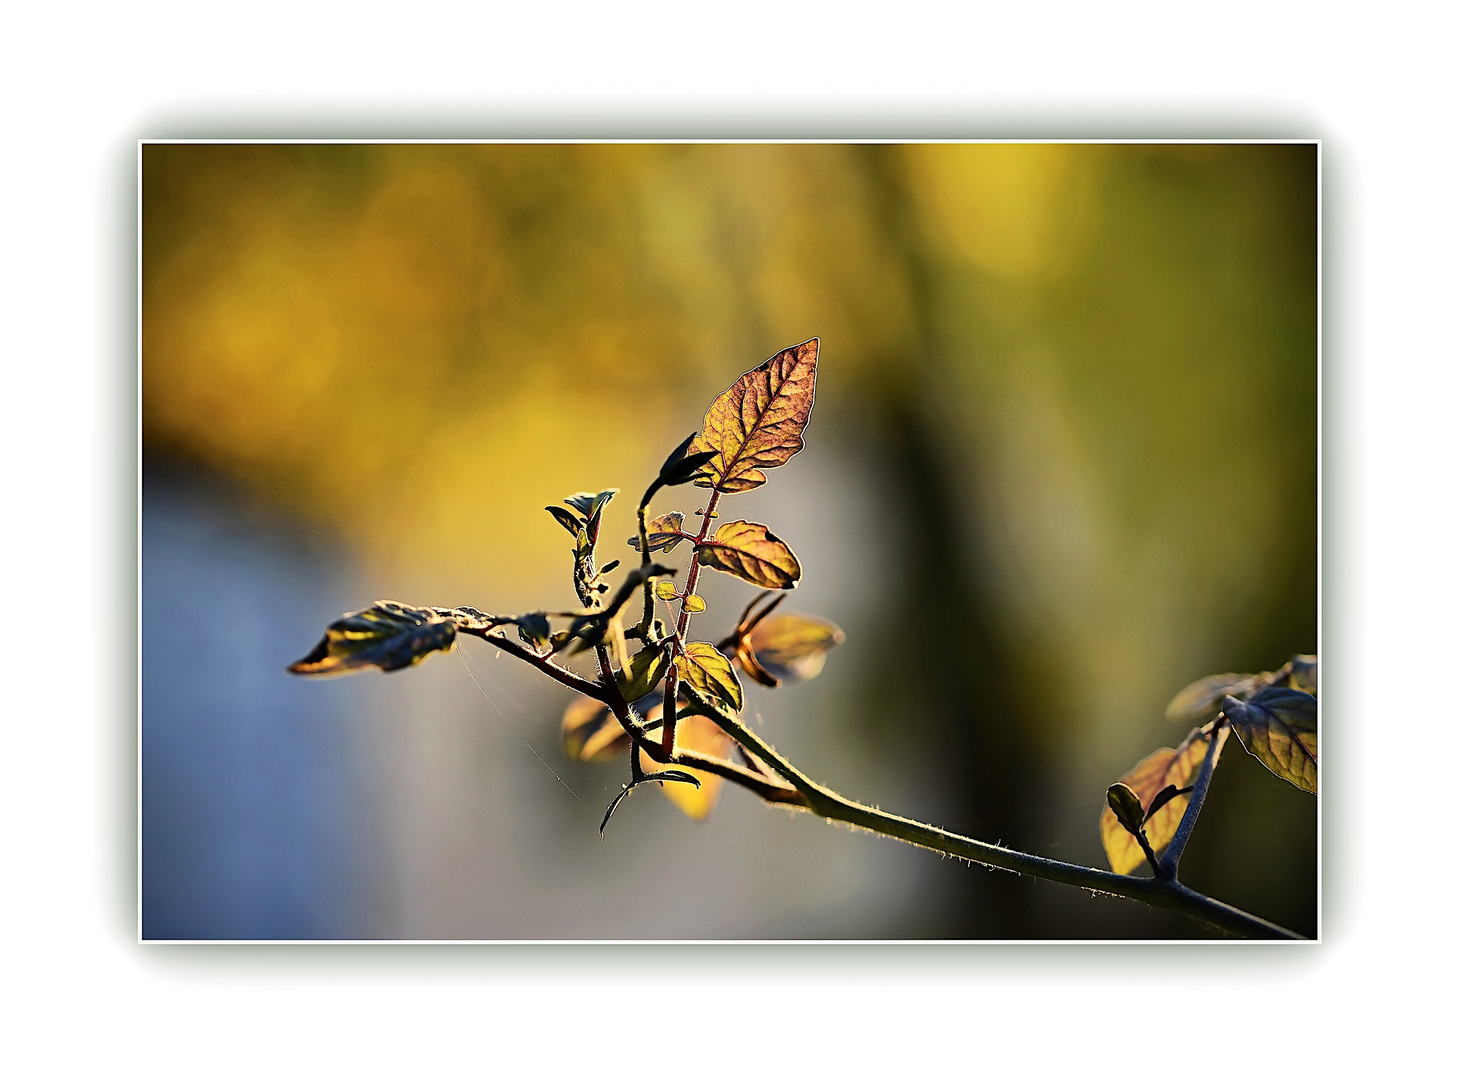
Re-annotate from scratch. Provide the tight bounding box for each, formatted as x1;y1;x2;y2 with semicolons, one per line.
739;612;844;686
545;505;584;539
629;511;690;554
288;601;457;677
562;698;631;762
642;702;733;821
690;338;818;494
1099;727;1218;874
1223;687;1317;793
564;489;617;526
675;641;744;712
695;520;802;590
1106;783;1146;838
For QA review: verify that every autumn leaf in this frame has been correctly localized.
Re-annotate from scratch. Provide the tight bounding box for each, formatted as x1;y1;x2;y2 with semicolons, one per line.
736;612;844;687
1223;687;1317;793
1099;727;1218;874
562;698;631;761
675;641;744;712
643;704;733;821
288;601;457;677
1165;671;1265;725
694;520;802;590
690;338;818;494
627;511;690;553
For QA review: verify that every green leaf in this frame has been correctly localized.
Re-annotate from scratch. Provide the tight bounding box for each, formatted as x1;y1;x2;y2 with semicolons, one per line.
695;520;802;590
739;612;844;685
675;641;744;712
617;645;671;703
690;338;818;494
628;511;690;553
562;698;630;761
514;613;551;650
1223;687;1317;793
564;489;617;523
1106;783;1146;837
288;601;457;677
1099;727;1218;874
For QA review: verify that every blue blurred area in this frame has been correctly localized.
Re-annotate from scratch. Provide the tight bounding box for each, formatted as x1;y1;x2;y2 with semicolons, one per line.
141;465;379;939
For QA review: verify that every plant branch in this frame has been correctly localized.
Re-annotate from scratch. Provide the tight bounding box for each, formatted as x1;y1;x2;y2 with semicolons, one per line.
1158;717;1230;880
459;627;608;701
660;488;722;756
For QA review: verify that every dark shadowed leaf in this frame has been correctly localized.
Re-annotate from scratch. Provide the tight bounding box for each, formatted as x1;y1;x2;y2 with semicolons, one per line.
741;613;844;685
695;520;802;589
676;641;743;712
288;601;457;677
562;698;631;762
1106;783;1146;837
657;432;721;488
1144;784;1190;823
564;489;617;523
1282;654;1317;695
1100;727;1218;874
1223;687;1317;793
690;339;818;493
628;511;690;553
545;505;583;538
514;613;552;651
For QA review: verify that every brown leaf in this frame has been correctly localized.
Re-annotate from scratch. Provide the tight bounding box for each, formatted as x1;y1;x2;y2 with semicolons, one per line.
744;613;844;684
694;520;802;590
627;511;689;553
690;338;818;494
1099;727;1218;874
675;641;744;712
1224;687;1317;793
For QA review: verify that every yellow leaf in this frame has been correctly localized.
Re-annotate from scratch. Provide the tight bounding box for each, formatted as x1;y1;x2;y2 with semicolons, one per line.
695;520;802;589
675;641;744;712
616;645;670;703
690;339;818;494
745;613;844;683
642;705;731;821
1099;727;1217;874
561;698;630;761
682;593;707;613
629;511;690;554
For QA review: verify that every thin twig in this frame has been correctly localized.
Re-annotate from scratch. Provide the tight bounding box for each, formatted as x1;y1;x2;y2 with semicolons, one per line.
1158;718;1230;880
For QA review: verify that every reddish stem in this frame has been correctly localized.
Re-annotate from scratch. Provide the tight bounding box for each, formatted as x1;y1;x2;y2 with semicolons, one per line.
660;489;722;756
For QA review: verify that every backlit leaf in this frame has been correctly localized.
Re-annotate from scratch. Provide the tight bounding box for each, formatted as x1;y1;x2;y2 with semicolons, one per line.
1106;783;1146;837
514;613;551;651
564;489;617;524
617;645;670;703
641;703;733;821
675;641;743;712
690;338;818;494
562;698;631;761
695;520;802;590
629;511;690;553
288;601;457;677
682;594;707;613
545;505;583;538
1223;687;1317;793
654;580;678;601
742;613;844;685
1165;671;1263;725
1099;727;1218;874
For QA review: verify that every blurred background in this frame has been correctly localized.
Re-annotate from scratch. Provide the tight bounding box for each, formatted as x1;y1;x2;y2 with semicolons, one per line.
141;143;1316;939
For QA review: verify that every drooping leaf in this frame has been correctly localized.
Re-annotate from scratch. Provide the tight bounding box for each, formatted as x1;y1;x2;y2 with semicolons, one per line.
741;613;844;685
1165;671;1264;725
617;645;670;703
562;698;631;762
629;511;690;553
690;338;819;494
695;520;802;590
1223;687;1317;793
675;641;744;712
640;702;733;821
1106;783;1146;838
1099;727;1218;874
288;601;457;677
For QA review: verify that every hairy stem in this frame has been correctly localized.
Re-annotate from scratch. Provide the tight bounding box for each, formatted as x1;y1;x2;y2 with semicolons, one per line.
1158;718;1230;880
660;488;722;756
